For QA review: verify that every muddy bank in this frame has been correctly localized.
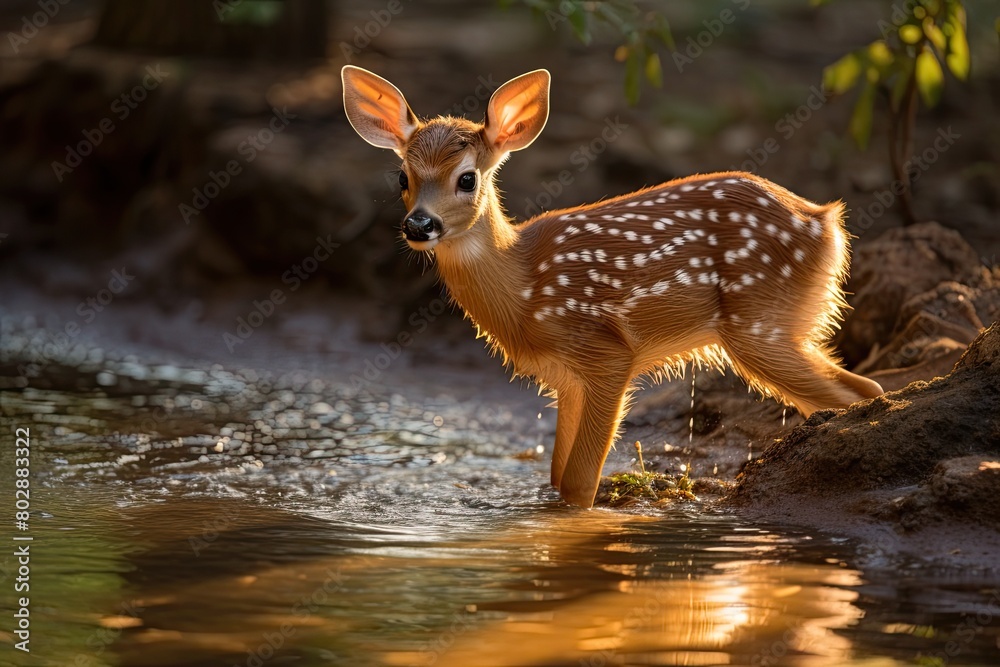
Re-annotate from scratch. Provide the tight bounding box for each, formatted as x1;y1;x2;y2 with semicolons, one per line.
729;323;1000;567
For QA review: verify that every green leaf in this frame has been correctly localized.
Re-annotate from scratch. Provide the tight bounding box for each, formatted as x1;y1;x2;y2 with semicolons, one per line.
219;0;284;25
645;52;662;88
849;80;876;150
867;40;894;68
625;47;642;105
946;28;970;80
567;4;591;45
923;18;947;53
654;14;674;51
915;46;945;106
823;52;862;95
899;24;923;44
945;7;970;80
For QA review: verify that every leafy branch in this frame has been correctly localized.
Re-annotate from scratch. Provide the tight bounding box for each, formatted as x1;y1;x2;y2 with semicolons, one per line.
819;0;970;225
507;0;672;103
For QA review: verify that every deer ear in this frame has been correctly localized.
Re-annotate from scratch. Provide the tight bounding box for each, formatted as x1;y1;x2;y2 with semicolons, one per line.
342;66;419;155
484;69;550;154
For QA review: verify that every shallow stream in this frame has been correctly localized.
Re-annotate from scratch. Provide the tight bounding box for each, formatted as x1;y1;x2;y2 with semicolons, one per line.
2;362;1000;667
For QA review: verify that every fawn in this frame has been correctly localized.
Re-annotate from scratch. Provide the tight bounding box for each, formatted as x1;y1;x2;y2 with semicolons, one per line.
341;66;884;508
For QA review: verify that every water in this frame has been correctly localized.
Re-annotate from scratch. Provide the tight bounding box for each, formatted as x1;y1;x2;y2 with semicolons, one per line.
3;383;1000;667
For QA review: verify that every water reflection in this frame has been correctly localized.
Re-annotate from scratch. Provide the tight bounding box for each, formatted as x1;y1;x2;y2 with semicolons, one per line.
16;489;999;667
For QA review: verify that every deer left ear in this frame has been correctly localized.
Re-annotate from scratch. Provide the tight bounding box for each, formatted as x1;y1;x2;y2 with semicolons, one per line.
484;70;550;155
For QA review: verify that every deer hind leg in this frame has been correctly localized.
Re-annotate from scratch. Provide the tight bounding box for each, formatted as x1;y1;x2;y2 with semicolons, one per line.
558;368;633;508
720;331;881;417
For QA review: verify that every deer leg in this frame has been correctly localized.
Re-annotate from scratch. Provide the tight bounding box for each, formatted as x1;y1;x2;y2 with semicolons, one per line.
551;381;584;489
723;334;879;417
820;356;884;402
558;370;633;508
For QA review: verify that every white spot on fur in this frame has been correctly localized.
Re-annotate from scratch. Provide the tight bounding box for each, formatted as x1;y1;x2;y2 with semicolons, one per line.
651;280;669;294
542;286;556;296
521;287;533;299
608;228;621;236
614;256;628;270
633;253;648;267
583;286;595;297
757;197;770;207
729;212;742;223
585;222;603;233
708;210;719;223
781;264;793;278
689;257;702;268
675;269;693;285
713;190;725;199
538;261;550;272
794;248;806;262
761;253;771;264
707;234;718;246
810;217;822;237
740;227;753;238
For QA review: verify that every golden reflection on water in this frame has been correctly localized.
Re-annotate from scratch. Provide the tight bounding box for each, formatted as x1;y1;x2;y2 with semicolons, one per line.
31;492;911;667
378;511;864;667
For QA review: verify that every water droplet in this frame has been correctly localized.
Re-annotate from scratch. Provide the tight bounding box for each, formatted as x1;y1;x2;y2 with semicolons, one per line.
432;415;444;427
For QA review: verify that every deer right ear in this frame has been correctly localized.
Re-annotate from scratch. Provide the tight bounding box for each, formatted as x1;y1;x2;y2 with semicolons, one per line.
342;66;419;155
485;69;550;155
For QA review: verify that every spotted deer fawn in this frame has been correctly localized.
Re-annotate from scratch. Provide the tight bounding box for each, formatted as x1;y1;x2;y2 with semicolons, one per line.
342;66;884;508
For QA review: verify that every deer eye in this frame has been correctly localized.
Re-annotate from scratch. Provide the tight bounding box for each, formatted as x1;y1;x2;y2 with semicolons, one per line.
398;171;408;191
457;172;477;192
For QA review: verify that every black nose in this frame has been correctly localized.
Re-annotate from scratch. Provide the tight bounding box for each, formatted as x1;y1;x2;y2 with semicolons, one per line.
403;211;442;242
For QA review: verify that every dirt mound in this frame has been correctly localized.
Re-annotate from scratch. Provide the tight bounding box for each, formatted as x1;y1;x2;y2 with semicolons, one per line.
729;324;1000;553
838;222;1000;389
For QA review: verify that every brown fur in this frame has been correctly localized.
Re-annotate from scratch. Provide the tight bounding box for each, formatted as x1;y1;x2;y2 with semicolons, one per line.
342;66;884;508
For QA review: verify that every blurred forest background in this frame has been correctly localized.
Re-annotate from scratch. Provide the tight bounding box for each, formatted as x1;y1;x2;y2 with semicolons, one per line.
0;0;998;366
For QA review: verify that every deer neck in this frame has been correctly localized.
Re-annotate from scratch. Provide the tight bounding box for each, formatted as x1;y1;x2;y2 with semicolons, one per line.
433;192;529;354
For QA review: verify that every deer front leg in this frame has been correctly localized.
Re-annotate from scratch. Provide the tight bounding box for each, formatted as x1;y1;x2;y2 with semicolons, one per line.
557;370;633;509
551;381;584;489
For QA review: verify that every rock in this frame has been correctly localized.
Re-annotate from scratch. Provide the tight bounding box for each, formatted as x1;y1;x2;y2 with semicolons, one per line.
840;222;985;366
838;222;1000;390
729;324;1000;550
